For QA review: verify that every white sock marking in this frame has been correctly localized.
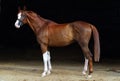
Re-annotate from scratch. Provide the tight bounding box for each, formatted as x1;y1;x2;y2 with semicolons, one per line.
42;51;52;77
47;51;52;70
82;58;88;75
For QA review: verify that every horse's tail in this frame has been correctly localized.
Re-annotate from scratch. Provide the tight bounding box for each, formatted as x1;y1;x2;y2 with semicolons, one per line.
91;25;100;62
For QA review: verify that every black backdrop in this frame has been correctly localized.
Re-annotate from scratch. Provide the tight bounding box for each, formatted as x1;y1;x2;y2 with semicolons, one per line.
0;0;120;60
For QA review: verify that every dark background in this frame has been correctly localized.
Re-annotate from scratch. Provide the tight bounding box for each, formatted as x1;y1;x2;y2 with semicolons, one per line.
0;0;120;61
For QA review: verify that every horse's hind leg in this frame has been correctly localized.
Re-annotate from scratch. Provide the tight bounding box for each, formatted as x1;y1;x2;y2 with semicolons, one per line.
80;43;93;78
82;57;88;75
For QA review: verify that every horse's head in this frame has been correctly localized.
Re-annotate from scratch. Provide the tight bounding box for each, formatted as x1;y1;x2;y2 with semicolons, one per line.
15;7;27;28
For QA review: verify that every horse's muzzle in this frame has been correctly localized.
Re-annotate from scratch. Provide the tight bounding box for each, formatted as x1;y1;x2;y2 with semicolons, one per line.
15;20;23;28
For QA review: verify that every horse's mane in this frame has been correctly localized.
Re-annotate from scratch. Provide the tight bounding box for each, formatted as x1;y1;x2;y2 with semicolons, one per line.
38;15;58;24
26;10;58;24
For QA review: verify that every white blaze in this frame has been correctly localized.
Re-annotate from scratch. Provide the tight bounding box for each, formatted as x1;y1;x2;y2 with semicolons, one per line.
14;12;22;28
18;13;22;19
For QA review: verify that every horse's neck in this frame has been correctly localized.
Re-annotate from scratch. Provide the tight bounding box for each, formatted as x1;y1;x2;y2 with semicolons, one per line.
26;11;58;34
27;14;48;33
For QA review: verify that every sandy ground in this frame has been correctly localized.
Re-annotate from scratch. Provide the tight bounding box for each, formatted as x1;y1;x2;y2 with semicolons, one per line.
0;60;119;81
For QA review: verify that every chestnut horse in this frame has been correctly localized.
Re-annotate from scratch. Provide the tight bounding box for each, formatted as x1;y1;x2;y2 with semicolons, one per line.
15;8;100;78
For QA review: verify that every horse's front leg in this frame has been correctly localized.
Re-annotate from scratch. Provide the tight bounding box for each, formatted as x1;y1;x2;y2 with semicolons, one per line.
41;44;52;77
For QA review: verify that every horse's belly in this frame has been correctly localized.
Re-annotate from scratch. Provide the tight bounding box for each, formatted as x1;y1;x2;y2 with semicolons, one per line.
49;38;74;47
48;25;74;47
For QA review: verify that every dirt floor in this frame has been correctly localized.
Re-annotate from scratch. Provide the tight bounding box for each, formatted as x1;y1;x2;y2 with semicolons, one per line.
0;59;119;81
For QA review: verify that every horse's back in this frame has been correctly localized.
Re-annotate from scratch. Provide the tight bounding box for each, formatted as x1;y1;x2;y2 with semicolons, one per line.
70;21;92;29
47;21;93;46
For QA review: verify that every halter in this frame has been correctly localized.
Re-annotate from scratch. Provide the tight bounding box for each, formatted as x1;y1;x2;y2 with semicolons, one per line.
17;14;26;26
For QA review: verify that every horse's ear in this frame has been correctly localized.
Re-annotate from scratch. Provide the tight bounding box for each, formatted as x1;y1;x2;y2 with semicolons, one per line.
23;6;27;10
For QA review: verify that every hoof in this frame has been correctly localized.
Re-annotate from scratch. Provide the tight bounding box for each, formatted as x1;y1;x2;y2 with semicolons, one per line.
41;72;47;77
87;75;92;78
82;71;87;75
47;70;51;75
